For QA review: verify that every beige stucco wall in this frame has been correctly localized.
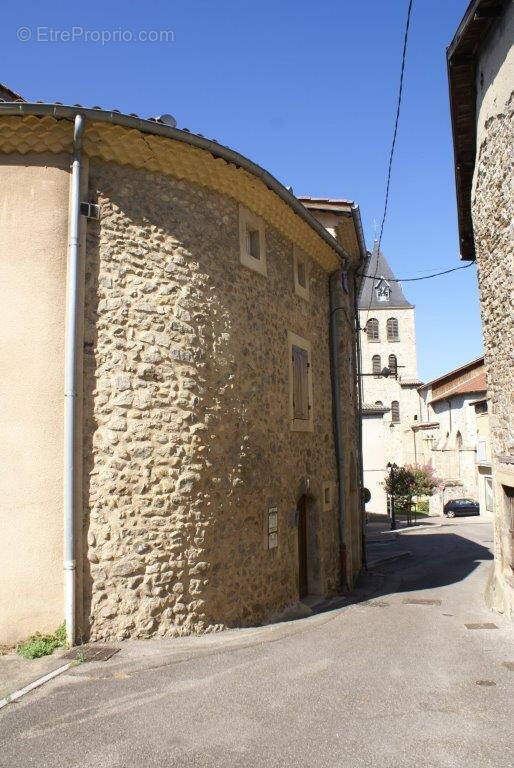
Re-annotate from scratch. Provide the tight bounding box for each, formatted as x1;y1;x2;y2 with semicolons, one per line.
0;153;70;643
472;4;514;614
82;160;358;641
361;414;388;516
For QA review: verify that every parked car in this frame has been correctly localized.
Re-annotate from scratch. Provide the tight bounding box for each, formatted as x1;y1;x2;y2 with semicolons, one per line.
443;499;480;518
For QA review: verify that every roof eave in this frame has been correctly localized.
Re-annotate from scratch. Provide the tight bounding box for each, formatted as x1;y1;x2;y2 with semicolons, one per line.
0;101;349;267
446;0;510;261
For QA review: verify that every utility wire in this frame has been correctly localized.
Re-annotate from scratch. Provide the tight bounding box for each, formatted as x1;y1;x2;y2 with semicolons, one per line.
364;0;414;329
357;261;474;282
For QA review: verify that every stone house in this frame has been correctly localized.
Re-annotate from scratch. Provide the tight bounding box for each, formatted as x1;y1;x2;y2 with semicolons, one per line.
447;0;513;614
357;244;423;515
417;357;488;515
0;99;367;645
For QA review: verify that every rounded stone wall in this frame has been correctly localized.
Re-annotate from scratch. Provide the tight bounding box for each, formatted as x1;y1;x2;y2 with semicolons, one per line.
83;160;340;641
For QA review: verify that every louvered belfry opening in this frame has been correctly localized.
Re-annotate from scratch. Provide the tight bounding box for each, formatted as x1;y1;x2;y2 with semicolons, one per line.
387;317;399;341
367;317;379;341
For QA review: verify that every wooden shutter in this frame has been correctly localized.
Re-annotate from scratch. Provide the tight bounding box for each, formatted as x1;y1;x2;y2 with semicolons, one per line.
292;345;309;420
372;355;381;376
391;400;400;422
388;354;397;375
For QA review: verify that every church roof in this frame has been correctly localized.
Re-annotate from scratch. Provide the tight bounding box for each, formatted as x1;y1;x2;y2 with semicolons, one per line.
358;243;413;309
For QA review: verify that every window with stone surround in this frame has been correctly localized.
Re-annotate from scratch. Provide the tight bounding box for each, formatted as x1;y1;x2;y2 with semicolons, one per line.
293;246;310;301
372;354;381;377
322;481;333;511
367;318;379;341
239;204;266;276
288;331;313;432
387;317;399;341
391;400;400;423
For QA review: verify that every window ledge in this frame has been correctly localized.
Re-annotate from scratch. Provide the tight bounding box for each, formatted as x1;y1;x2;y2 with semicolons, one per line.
290;419;314;433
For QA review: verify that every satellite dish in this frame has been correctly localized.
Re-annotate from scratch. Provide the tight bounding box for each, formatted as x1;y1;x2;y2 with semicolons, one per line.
158;114;177;128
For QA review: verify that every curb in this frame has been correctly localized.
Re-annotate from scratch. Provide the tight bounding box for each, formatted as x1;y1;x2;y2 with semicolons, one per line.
367;551;412;569
0;662;73;711
380;524;443;535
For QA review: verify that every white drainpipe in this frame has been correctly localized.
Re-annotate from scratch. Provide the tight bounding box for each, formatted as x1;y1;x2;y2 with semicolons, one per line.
64;114;85;646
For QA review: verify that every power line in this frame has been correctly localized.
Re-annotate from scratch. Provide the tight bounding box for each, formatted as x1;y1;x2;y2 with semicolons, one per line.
364;0;414;329
357;261;474;283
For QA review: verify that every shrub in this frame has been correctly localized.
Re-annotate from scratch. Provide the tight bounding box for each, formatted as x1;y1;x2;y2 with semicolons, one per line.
384;465;440;499
17;623;67;660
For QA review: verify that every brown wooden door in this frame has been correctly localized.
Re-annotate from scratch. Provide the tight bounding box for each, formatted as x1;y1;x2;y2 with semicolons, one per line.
297;495;308;598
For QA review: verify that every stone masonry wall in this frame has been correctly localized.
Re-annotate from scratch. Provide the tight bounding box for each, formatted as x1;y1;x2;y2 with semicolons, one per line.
472;91;513;613
82;160;347;641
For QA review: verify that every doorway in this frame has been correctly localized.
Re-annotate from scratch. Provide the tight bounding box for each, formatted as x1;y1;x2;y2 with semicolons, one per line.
297;495;308;598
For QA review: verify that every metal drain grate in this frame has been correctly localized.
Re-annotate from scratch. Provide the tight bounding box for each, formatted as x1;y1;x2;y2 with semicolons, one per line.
476;680;496;686
403;598;442;606
464;622;498;630
63;644;120;662
368;601;390;607
502;661;514;671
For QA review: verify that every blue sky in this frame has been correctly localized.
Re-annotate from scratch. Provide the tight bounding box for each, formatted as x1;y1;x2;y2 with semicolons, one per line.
2;0;483;381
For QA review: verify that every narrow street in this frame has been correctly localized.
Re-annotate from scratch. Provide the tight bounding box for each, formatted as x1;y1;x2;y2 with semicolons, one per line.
1;518;512;768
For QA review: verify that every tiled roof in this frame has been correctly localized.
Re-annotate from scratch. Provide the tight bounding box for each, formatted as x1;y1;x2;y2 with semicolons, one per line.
430;370;487;403
357;242;413;309
361;403;390;413
298;196;354;209
0;83;24;102
0;100;349;268
419;356;484;389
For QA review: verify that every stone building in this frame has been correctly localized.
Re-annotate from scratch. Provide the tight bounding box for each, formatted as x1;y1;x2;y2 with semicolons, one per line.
417;357;488;515
0;99;367;645
447;0;513;614
357;244;423;515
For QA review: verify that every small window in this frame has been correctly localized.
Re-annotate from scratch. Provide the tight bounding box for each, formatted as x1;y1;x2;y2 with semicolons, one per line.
322;481;333;510
247;228;260;260
239;204;266;276
387;317;399;341
293;246;310;300
388;354;397;376
288;331;313;432
292;346;309;420
375;400;383;406
367;318;379;341
372;354;381;376
391;400;400;423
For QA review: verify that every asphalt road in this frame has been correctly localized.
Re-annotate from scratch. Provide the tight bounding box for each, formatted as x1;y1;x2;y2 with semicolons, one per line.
1;518;513;768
